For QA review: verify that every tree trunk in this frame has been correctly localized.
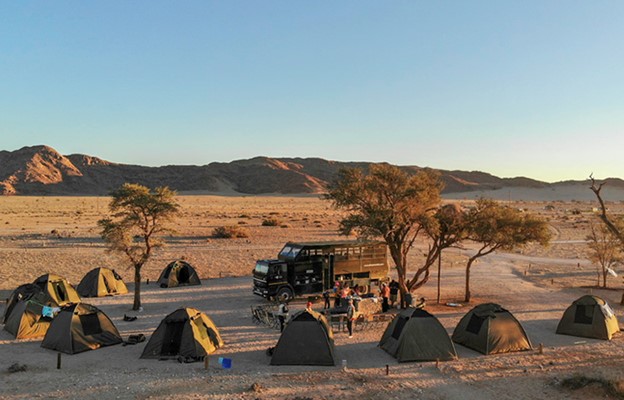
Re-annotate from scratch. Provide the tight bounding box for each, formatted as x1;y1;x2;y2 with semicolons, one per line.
133;264;142;310
436;252;442;304
621;291;624;306
464;258;475;303
603;269;607;288
397;276;409;309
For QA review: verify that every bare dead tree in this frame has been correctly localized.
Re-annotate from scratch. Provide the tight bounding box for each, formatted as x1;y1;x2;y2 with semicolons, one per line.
590;175;624;303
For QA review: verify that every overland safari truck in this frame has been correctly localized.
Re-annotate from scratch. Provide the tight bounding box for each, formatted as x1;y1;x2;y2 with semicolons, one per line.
253;240;389;301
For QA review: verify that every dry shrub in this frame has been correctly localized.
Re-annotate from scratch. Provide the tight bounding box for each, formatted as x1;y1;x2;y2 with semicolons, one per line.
560;375;624;398
212;225;249;239
280;223;291;229
262;218;280;227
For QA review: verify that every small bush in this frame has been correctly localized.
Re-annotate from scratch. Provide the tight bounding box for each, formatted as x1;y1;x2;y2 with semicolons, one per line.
560;375;624;398
212;226;249;239
237;221;248;225
238;214;250;218
262;218;280;227
280;224;291;229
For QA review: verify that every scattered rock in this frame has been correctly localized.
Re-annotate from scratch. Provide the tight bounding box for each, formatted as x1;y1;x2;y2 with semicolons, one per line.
250;382;263;393
8;363;27;373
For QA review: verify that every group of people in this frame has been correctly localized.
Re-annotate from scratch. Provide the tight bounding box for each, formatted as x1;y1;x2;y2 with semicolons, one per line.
277;279;425;338
380;279;400;312
321;281;364;310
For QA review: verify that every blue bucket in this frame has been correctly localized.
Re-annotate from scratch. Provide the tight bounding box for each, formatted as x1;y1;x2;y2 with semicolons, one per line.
221;358;232;369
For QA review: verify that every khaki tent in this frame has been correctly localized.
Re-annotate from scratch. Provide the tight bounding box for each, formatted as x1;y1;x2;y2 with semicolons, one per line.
157;261;201;288
141;307;223;359
556;295;620;340
271;310;335;366
77;267;128;297
452;303;532;355
379;308;457;362
33;274;81;306
41;303;122;354
4;292;56;339
3;283;48;324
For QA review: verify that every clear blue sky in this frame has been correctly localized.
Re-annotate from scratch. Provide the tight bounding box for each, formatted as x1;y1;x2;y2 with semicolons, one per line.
1;1;623;182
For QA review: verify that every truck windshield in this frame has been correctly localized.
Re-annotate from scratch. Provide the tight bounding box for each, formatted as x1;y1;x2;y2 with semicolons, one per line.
279;245;301;259
254;262;269;275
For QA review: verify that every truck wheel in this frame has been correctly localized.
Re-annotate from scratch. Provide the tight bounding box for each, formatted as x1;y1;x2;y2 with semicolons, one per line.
276;287;294;302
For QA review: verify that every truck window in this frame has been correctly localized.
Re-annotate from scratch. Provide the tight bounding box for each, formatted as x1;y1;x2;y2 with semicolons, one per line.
279;245;301;259
279;246;292;257
254;263;269;275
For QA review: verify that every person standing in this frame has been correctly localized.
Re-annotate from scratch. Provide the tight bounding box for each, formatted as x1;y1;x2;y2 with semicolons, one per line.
381;283;390;312
389;280;399;308
346;299;356;338
333;281;341;308
277;302;289;332
323;289;331;309
340;285;351;307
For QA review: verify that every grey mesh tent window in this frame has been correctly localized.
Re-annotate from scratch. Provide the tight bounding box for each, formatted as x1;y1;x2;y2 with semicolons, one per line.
80;313;103;336
574;305;594;324
53;282;67;302
466;314;485;334
162;321;185;356
178;266;191;283
392;316;409;339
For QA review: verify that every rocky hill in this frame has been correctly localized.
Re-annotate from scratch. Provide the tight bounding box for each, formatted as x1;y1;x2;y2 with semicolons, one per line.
0;145;622;200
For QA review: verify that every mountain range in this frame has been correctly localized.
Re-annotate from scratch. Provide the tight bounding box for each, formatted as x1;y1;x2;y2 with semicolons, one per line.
1;145;623;201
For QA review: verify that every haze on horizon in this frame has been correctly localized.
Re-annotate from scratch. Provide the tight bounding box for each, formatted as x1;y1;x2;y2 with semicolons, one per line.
1;2;623;183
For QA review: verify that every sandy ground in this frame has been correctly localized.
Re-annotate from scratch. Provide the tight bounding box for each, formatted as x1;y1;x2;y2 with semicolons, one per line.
1;195;624;399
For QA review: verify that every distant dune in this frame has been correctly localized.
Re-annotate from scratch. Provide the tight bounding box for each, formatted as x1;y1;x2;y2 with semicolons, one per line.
1;145;623;201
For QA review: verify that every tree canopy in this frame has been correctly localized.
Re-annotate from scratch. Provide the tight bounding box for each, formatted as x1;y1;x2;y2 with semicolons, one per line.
462;198;551;302
325;164;443;299
98;183;179;310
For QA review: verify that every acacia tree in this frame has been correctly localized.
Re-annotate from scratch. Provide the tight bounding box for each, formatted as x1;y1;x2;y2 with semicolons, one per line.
428;203;470;304
586;221;622;288
590;176;624;303
463;198;551;302
98;183;179;310
325;164;443;303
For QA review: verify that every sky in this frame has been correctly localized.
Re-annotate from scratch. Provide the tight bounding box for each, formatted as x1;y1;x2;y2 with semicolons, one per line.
1;1;623;183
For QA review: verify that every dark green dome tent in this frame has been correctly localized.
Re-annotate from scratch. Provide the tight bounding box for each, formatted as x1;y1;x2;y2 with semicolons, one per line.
33;274;81;306
141;307;223;360
379;308;457;362
77;267;128;297
157;260;201;288
3;283;48;324
41;303;122;354
556;295;620;340
452;303;532;355
4;292;56;339
270;309;335;366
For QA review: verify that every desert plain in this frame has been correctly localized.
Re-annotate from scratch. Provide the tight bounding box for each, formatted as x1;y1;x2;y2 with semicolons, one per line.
1;194;624;400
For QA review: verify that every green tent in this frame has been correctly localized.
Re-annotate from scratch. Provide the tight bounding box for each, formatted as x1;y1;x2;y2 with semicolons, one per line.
3;283;48;324
452;303;532;355
379;308;457;362
33;274;81;306
141;307;223;359
4;292;56;339
271;309;335;366
77;267;128;297
556;295;620;340
157;261;201;288
41;303;122;354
